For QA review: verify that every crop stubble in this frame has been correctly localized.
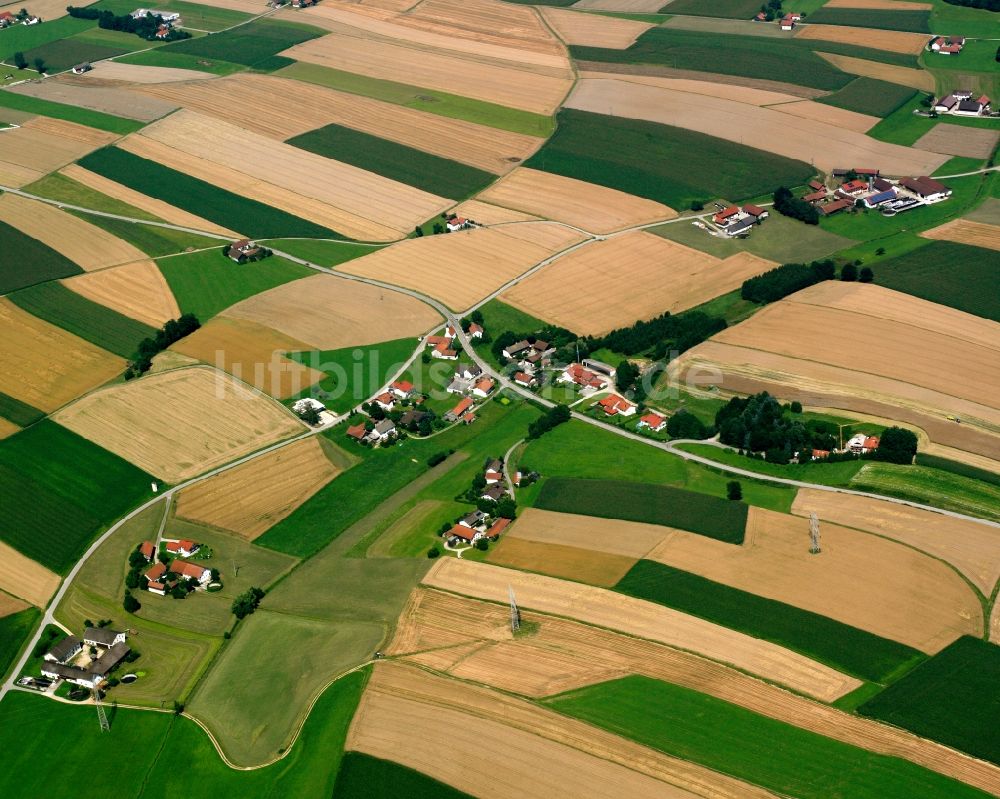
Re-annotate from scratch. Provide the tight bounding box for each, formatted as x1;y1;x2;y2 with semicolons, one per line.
540;7;653;48
921;219;1000;252
489;537;638;586
913;124;1000;160
0;540;60;607
0;116;116;186
815;51;935;91
63;260;181;327
794;23;929;55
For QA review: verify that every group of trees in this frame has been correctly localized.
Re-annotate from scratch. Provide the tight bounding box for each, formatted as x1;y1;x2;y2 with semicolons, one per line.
12;51;46;73
841;262;874;283
527;403;569;439
758;0;784;21
941;0;998;10
584;310;726;360
231;587;266;619
773;186;820;225
126;313;200;379
67;5;191;41
715;392;840;464
666;409;712;440
741;260;835;303
492;325;575;364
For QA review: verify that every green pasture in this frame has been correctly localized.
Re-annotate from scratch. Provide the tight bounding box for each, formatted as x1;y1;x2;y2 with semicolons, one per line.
0;89;143;133
0;16;93;65
916;453;1000;486
70;213;222;257
0;391;43;427
16;38;127;73
115;47;246;74
0;606;40;681
934;156;985;176
476;298;547;334
617;561;924;683
24;172;161;220
93;0;254;32
675;443;866;485
548;676;991;799
849;463;1000;522
333;753;470;799
157;18;323;70
817;77;917;117
870;93;998;146
661;0;780;17
807;8;931;32
73;501;162;598
263;238;378;267
0;219;83;293
925;0;1000;38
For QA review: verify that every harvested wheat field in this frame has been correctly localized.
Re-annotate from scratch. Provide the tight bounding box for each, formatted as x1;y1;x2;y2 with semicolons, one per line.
489;537;638;586
578;70;802;105
0;0;73;18
55;367;303;483
507;507;670;557
64;260;180;327
992;601;1000;643
816;51;935;91
767;99;878;133
921;443;1000;477
283;32;573;116
921;218;1000;251
138;74;542;173
0;299;123;413
0;116;116;185
8;80;176;122
0;540;60;608
566;78;945;175
388;588;515;656
340;225;577;310
351;661;778;799
129;110;449;238
478;168;675;234
447;199;540;226
0;194;147;271
170;317;324;399
914;123;1000;160
795;23;928;54
175;437;339;539
647;506;981;652
541;7;652;48
825;0;930;8
0;591;28;618
793;489;1000;594
59;165;239;237
502;232;774;335
81;61;215;83
222;272;442;349
424;558;861;700
572;0;668;11
392;589;1000;793
0;417;19;439
494;220;586;250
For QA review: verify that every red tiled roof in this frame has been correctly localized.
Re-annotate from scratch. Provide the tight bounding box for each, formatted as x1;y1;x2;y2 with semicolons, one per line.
864;436;880;450
425;335;447;346
742;204;766;216
808;180;824;191
449;524;475;541
514;371;534;384
978;94;990;105
812;449;830;459
391;380;413;393
451;397;473;416
840;179;868;193
802;190;827;203
139;541;155;560
640;412;665;428
148;581;165;591
819;198;853;215
166;539;196;553
374;391;394;405
854;168;879;176
598;394;632;415
346;423;366;440
171;559;208;580
474;377;494;393
468;323;483;334
146;563;167;581
488;518;511;537
713;206;740;222
462;412;476;423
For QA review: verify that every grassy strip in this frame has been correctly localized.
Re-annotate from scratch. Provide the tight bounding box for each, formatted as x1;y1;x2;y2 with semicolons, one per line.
0;219;83;293
675;443;865;485
262;238;377;268
849;463;1000;523
0;391;44;427
660;0;765;17
66;211;222;258
333;753;470;799
536;477;748;543
548;675;990;799
115;48;246;75
0;89;142;134
0;607;40;681
0;16;93;64
807;7;932;32
157;18;323;70
525;108;814;209
24;172;161;221
817;77;917;118
915;453;1000;486
8;281;155;358
859;637;1000;766
78;147;342;239
0;421;152;573
288;123;495;198
616;561;924;683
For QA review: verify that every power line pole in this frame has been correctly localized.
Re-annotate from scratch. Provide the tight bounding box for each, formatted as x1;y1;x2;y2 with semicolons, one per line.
809;512;821;555
508;585;520;634
94;689;110;732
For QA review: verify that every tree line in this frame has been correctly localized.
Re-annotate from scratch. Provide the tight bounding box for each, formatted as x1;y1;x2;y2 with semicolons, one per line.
126;313;200;379
66;5;192;41
940;0;999;10
773;186;820;225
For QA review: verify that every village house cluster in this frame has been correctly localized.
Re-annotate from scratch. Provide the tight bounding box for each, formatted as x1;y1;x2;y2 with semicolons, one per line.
443;457;521;546
934;89;992;118
710;203;770;237
140;538;214;596
0;9;39;27
556;358;614;394
929;35;965;56
226;239;272;263
131;7;181;39
40;627;131;690
803;432;880;461
801;169;952;217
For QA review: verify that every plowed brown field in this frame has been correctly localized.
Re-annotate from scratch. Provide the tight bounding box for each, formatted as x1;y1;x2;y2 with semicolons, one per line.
768;99;878;132
170;317;324;399
816;51;935;91
398;0;565;55
0;116;116;183
921;218;1000;251
9;80;177;122
64;260;180;327
795;23;929;54
914;124;1000;159
175;437;339;539
80;61;215;83
0;298;123;413
502;232;773;335
505;507;669;557
423;558;861;700
489;537;637;586
55;367;303;483
221;272;442;349
0;540;60;607
0;591;28;619
477;167;676;233
541;7;652;47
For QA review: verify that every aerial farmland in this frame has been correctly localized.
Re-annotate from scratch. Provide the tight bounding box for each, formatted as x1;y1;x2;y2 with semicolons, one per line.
0;0;998;795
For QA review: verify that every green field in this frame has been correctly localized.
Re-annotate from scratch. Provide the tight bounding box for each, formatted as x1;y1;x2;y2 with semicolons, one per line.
288;123;495;199
477;298;547;335
870;93;999;147
0;88;144;134
287;337;419;413
0;219;83;293
675;443;866;485
915;453;1000;487
9;281;156;358
0;391;43;427
78;147;342;239
807;8;932;31
115;47;246;75
0;16;93;64
617;561;924;682
263;238;379;268
869;241;1000;322
0;607;40;681
849;463;1000;522
16;38;128;73
157;249;313;320
536;477;748;543
70;213;222;258
333;753;470;799
157;18;323;70
93;0;254;31
659;0;766;18
24;172;161;221
275;62;554;138
924;0;1000;38
0;421;152;573
548;676;991;799
817;77;917;117
525;109;815;209
860;637;1000;765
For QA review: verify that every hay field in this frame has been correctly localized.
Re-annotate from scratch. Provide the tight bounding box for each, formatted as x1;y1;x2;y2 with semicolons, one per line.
922;219;1000;252
0;591;28;618
795;23;929;54
0;194;148;271
129;110;450;239
0;0;72;19
647;507;980;652
0;116;117;186
565;77;945;175
578;70;803;105
490;537;637;586
350;661;776;799
793;489;1000;594
221;273;442;349
0;540;60;608
540;7;652;48
55;367;303;483
423;558;861;700
914;124;1000;160
283;31;573;116
501;232;774;335
0;299;123;413
825;0;931;9
477;168;676;233
340;226;578;310
170;317;324;399
8;80;177;122
175;438;339;539
448;199;540;225
816;51;935;91
80;61;215;83
64;261;180;327
138;74;542;174
507;507;670;557
767;99;878;132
